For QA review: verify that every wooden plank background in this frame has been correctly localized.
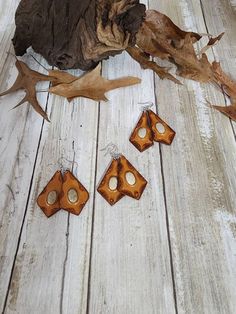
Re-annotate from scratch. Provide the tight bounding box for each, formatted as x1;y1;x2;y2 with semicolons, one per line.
0;0;235;313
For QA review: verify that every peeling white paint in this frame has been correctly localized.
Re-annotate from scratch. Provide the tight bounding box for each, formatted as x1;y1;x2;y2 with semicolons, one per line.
179;0;196;30
215;210;236;275
193;82;214;140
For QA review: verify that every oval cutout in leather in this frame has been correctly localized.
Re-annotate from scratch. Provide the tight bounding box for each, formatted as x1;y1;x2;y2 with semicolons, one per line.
109;176;118;191
47;190;58;205
125;172;136;185
155;123;165;134
67;188;79;203
138;127;147;139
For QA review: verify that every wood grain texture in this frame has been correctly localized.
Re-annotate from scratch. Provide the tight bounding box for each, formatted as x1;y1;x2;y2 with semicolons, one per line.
150;0;236;313
86;3;176;312
87;52;176;314
198;0;236;134
0;0;236;313
3;83;99;313
0;0;50;311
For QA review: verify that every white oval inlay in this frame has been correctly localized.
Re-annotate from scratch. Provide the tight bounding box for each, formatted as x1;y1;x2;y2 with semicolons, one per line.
125;172;136;186
138;127;147;139
109;177;118;191
68;189;78;204
47;191;58;205
156;123;166;134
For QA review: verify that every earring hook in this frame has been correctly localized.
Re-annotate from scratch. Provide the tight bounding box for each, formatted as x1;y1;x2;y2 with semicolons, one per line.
57;156;79;173
101;143;121;159
138;101;154;112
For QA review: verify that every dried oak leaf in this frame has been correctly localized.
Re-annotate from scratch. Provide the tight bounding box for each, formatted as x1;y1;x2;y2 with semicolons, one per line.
136;10;201;59
200;32;225;55
49;63;141;102
48;70;77;87
212;61;236;100
135;10;236;120
211;103;236;121
0;60;55;121
126;46;182;84
210;61;236;121
136;10;213;83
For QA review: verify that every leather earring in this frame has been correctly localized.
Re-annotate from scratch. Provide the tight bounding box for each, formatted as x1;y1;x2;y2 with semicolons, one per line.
97;144;147;205
118;155;147;200
37;158;89;217
97;157;125;206
129;109;154;152
37;170;63;217
130;102;176;151
60;170;89;215
148;109;176;145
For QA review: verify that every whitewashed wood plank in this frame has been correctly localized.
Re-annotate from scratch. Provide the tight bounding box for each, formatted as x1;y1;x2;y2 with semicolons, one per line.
88;54;176;314
199;0;236;133
229;0;236;10
150;0;236;313
3;73;99;313
0;0;52;311
87;3;177;313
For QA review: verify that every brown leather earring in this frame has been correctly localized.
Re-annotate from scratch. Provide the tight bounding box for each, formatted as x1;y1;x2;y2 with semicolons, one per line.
97;144;147;205
97;157;125;206
129;110;154;152
37;160;89;217
148;109;176;145
60;170;89;215
118;155;147;200
130;102;176;151
37;171;63;217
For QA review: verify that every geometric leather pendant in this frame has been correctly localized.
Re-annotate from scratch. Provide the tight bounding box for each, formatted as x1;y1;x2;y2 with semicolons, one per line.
97;159;125;206
148;110;176;145
37;171;63;218
60;170;89;216
129;111;154;152
118;155;147;200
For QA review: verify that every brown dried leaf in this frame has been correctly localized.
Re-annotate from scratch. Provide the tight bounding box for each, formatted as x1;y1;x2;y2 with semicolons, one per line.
48;70;77;87
212;104;236;121
136;10;213;83
136;10;201;59
49;63;141;102
212;61;236;101
0;60;55;121
166;35;213;82
200;32;225;55
133;9;236;121
126;46;182;84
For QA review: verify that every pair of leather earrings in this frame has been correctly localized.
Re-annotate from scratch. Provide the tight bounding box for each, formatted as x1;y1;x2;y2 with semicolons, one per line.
37;162;89;217
97;144;147;206
130;102;176;152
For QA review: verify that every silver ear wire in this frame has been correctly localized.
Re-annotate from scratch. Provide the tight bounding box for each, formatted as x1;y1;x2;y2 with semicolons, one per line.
57;156;79;173
101;143;121;160
138;101;154;112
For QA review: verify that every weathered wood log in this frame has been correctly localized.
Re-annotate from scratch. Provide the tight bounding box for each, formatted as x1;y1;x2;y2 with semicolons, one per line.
13;0;146;70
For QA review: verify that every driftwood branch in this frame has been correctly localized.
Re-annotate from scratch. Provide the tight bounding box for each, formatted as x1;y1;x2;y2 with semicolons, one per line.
13;0;145;70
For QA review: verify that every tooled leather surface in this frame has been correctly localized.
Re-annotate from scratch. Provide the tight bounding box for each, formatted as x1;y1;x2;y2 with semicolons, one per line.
129;111;154;152
60;171;89;215
118;155;147;200
97;159;125;206
37;171;63;217
148;110;176;145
